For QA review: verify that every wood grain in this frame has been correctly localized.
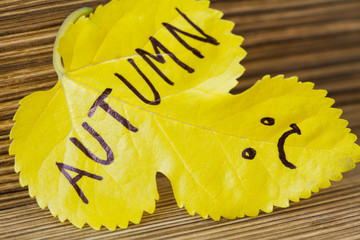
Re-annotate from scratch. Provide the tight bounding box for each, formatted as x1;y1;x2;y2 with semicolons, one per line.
0;0;359;239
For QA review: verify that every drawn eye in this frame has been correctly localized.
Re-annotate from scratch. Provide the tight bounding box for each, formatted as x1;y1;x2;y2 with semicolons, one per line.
261;117;275;126
242;148;256;160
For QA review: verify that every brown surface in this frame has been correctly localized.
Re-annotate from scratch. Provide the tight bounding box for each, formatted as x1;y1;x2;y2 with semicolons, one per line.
0;0;360;239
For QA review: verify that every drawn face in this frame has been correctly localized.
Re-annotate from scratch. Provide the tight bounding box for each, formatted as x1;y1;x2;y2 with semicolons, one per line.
242;117;301;169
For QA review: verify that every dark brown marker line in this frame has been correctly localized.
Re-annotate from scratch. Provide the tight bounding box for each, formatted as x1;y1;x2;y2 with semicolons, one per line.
70;122;114;165
261;117;275;126
136;36;194;86
277;124;301;169
59;7;221;204
114;60;161;105
163;8;219;59
115;7;219;105
56;162;103;204
59;88;140;203
242;147;257;160
88;88;138;132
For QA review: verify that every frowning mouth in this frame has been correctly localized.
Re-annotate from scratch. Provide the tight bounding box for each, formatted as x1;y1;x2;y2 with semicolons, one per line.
277;124;301;169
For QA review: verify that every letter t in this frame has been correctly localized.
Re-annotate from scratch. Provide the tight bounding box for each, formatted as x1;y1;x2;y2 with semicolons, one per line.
88;88;138;132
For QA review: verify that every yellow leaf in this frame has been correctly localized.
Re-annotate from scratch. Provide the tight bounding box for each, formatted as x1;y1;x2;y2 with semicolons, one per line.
9;0;360;230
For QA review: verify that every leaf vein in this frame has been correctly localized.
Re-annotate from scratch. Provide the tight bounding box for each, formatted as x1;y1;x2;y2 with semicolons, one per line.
150;113;216;202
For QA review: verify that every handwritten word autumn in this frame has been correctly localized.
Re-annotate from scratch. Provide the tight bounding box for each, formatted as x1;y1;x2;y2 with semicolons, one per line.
56;8;219;204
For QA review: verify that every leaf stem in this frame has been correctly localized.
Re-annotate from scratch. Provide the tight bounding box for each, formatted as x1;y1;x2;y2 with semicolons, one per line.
53;7;93;77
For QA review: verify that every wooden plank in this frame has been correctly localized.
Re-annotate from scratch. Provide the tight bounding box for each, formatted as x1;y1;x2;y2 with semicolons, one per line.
0;0;359;238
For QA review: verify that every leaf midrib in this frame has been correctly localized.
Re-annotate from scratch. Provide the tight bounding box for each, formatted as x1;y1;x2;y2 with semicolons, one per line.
61;75;353;154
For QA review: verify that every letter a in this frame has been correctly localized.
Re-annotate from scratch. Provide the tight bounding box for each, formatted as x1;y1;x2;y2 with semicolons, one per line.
56;162;103;204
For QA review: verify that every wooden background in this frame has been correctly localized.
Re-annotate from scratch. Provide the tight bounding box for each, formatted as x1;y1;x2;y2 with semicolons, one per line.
1;0;360;239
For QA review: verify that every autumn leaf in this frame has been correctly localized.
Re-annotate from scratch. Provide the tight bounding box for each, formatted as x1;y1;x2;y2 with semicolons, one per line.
10;0;360;230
